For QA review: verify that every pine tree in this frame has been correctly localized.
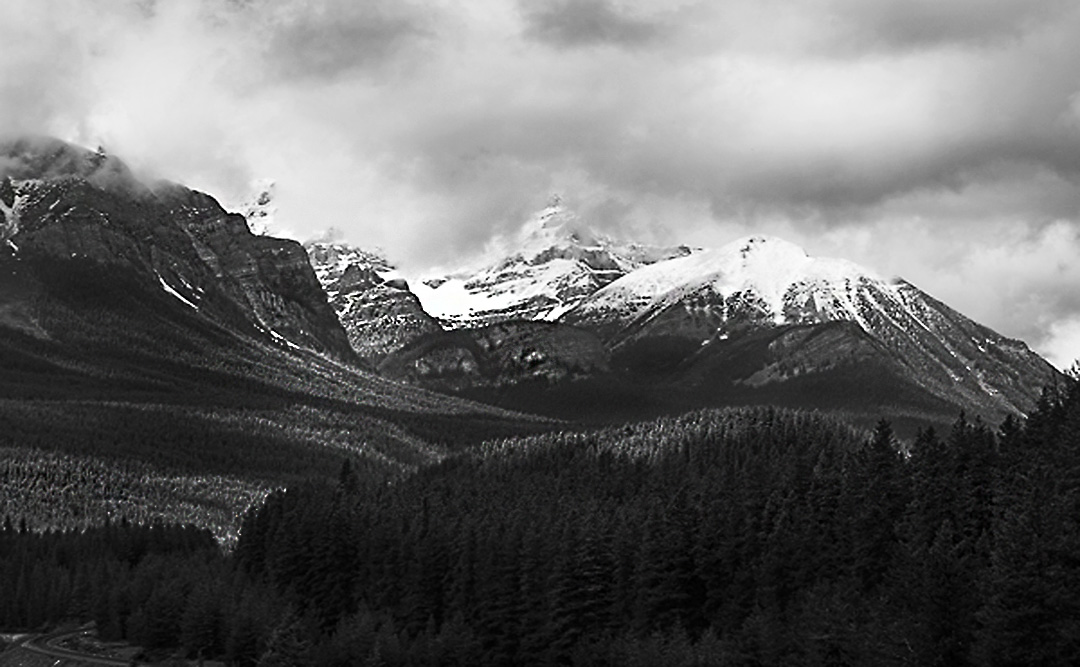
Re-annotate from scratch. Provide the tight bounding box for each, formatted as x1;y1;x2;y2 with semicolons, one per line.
546;520;615;660
633;498;699;636
181;581;225;659
257;613;311;667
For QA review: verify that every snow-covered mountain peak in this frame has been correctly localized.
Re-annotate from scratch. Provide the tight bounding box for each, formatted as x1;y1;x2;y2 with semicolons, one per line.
302;239;441;361
596;235;875;302
414;200;693;328
511;197;606;258
713;234;880;297
730;234;807;261
566;234;896;338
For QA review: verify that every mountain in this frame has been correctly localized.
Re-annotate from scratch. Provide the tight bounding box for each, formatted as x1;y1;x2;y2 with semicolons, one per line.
0;136;548;539
566;235;871;342
0;136;353;361
562;235;1058;422
412;198;693;328
367;204;1060;432
304;241;443;362
230;180;444;364
221;179;1057;432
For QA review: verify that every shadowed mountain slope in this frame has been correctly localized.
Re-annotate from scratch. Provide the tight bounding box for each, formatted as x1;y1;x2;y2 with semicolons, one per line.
0;137;551;538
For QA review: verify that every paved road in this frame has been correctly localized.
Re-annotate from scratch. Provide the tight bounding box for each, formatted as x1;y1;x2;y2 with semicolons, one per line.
10;629;136;667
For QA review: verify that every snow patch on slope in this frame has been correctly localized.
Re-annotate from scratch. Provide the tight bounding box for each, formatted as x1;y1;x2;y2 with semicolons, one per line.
0;185;24;248
155;271;199;310
305;242;400;286
252;322;303;351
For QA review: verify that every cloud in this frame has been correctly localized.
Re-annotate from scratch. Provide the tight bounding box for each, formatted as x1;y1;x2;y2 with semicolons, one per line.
259;0;435;82
0;136;149;195
519;0;664;49
856;220;1080;353
2;0;1080;356
1041;317;1080;371
825;0;1075;52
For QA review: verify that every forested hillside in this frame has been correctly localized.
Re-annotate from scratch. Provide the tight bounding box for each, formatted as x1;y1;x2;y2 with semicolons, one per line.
0;447;274;543
0;394;557;544
3;375;1077;665
0;519;291;665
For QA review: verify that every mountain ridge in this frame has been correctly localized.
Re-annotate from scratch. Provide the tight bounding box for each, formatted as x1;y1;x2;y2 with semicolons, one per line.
1;136;356;362
410;199;694;328
297;199;1061;431
303;241;443;362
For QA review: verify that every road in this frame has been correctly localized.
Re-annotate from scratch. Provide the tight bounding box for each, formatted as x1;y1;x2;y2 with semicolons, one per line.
6;629;136;667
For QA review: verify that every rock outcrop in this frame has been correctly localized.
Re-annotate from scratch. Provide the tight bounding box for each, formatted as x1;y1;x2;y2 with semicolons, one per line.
379;320;609;391
305;242;443;362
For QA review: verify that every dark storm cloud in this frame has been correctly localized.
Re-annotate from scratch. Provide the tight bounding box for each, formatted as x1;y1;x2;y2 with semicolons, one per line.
827;0;1075;52
262;1;434;81
519;0;663;49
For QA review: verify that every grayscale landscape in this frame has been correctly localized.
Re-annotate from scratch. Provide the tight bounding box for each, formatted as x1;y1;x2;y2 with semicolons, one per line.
1;1;1078;666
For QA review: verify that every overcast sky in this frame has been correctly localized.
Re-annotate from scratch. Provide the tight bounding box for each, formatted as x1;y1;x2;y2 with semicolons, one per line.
2;0;1079;368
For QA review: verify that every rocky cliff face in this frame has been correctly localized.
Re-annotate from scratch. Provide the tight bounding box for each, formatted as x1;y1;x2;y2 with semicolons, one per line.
304;242;443;362
0;136;355;362
378;320;609;391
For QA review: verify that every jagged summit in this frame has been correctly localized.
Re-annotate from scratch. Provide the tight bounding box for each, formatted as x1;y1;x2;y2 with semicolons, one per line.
304;241;396;287
413;200;692;328
303;240;442;361
527;196;608;247
528;200;595;244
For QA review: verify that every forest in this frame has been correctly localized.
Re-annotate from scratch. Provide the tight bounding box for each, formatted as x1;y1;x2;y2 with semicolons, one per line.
1;373;1078;666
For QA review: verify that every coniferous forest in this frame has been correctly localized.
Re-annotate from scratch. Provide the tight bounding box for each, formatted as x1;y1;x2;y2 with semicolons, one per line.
2;376;1079;666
